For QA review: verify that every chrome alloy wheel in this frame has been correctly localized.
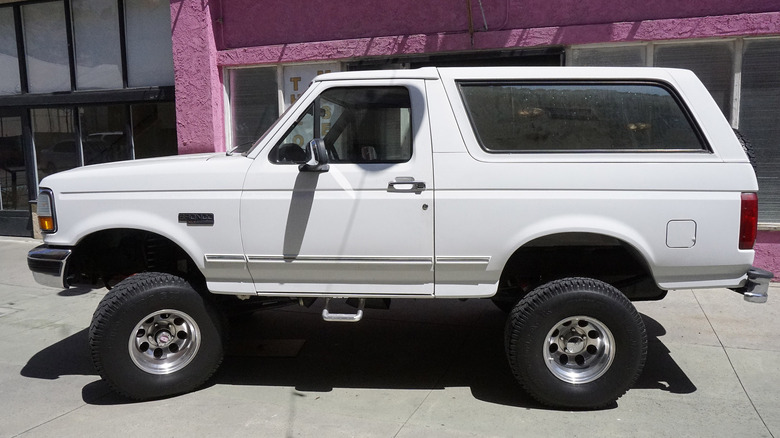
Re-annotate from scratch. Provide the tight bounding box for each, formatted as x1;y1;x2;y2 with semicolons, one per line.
543;315;615;384
128;309;201;375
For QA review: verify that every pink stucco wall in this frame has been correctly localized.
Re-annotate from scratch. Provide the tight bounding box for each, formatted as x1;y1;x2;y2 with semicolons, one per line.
218;11;780;67
170;0;224;154
755;231;780;280
218;0;780;49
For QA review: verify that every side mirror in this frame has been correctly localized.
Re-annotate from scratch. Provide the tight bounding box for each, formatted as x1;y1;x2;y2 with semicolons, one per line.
298;138;330;172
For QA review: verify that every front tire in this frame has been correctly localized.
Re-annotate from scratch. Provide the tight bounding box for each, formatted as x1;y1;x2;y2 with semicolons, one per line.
89;272;226;400
505;277;647;409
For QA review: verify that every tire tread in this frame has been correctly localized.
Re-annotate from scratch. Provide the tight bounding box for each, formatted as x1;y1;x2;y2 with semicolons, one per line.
89;272;225;400
505;277;647;409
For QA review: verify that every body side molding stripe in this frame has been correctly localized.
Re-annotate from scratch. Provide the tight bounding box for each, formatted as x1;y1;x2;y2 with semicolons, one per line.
435;256;491;264
246;255;433;264
205;254;247;263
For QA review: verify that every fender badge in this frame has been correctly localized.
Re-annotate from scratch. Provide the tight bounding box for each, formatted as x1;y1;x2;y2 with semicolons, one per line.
178;213;214;226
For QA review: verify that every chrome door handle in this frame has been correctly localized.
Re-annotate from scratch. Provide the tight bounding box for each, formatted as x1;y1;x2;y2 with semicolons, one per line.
387;177;426;194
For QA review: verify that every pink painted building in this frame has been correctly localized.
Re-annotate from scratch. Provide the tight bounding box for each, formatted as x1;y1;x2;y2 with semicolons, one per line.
169;0;780;276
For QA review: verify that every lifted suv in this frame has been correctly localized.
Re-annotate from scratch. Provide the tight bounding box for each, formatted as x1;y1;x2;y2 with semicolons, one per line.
28;67;771;409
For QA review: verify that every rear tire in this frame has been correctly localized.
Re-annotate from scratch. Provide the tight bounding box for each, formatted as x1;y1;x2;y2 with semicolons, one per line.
89;272;226;400
505;277;646;409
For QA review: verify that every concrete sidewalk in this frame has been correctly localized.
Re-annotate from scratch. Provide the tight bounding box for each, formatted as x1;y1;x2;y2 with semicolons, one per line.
0;236;777;437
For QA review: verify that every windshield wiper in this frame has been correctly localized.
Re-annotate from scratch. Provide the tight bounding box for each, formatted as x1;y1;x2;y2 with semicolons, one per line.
226;140;255;156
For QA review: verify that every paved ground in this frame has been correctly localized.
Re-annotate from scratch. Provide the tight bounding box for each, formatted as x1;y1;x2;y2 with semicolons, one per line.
0;236;777;437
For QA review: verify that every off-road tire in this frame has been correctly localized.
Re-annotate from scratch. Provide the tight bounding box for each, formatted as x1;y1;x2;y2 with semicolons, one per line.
89;272;226;400
505;277;647;409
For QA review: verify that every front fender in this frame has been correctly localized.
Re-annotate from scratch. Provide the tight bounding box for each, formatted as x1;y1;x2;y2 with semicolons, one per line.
43;191;251;285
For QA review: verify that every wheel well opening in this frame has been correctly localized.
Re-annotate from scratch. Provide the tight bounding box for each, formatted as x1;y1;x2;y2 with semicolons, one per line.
496;232;664;304
66;229;203;289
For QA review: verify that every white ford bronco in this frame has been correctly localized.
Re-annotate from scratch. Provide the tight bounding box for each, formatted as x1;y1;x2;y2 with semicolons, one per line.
28;67;771;409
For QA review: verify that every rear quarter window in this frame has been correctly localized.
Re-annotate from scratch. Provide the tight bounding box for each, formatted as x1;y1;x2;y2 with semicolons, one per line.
458;81;706;153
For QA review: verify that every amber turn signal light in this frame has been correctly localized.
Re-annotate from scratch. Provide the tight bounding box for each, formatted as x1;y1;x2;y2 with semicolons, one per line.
37;190;56;233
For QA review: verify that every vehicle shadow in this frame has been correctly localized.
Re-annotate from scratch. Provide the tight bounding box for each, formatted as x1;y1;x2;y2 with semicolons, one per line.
19;328;93;381
57;286;94;297
19;299;695;407
17;327;121;404
635;315;698;394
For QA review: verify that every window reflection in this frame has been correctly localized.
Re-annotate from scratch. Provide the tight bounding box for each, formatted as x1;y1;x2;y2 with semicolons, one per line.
33;104;176;182
33;108;77;180
0;7;21;95
22;1;71;93
124;0;174;87
72;0;123;90
79;105;130;165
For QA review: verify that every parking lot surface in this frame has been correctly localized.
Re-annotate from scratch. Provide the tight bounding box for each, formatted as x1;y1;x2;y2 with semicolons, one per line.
1;237;778;437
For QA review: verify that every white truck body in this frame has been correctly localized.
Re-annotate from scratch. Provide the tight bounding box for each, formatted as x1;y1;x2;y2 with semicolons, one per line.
27;67;770;408
34;67;760;296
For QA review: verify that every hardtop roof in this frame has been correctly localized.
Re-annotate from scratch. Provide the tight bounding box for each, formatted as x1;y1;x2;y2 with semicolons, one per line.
313;66;692;83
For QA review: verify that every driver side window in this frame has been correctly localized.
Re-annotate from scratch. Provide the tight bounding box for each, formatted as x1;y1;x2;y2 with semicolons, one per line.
268;106;313;164
269;86;412;164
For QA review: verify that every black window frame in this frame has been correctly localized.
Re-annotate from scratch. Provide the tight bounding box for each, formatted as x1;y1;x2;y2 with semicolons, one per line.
457;79;712;154
269;86;414;165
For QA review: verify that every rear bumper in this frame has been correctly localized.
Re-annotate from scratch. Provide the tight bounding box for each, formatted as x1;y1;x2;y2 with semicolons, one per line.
27;245;71;289
730;266;773;303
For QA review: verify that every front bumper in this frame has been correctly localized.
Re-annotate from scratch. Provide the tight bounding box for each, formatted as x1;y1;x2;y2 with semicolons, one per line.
27;245;72;289
730;266;773;303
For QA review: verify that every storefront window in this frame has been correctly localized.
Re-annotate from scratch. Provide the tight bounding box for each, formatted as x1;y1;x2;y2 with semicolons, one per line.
131;102;177;159
72;0;123;90
22;1;71;93
229;67;279;150
569;46;646;67
741;39;780;222
124;0;174;87
0;8;21;95
80;105;130;165
654;42;734;119
33;108;77;180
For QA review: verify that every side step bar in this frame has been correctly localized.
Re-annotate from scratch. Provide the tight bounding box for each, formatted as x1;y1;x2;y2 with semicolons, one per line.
322;298;365;322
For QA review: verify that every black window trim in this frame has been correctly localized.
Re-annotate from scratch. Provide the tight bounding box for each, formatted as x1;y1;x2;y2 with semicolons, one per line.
268;85;414;165
456;79;713;154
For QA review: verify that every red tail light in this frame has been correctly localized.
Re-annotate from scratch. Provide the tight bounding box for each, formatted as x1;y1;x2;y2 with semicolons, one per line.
739;193;758;250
